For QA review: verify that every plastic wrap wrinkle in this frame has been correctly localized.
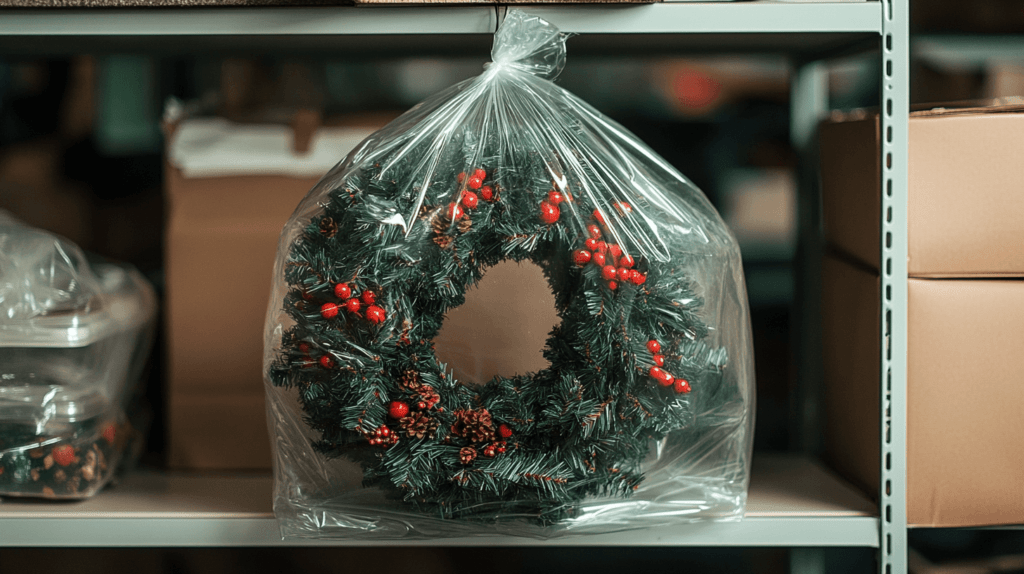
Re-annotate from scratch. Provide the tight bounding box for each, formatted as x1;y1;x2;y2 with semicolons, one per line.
264;9;754;539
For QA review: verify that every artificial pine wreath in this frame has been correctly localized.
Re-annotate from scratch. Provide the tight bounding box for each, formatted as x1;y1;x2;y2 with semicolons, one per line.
268;150;728;523
266;10;747;528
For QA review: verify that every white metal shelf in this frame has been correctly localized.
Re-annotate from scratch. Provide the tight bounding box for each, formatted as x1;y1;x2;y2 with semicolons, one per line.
0;455;877;547
0;3;882;36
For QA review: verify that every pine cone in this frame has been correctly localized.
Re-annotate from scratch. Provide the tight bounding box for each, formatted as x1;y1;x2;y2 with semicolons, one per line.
433;235;454;249
459;446;477;465
457;217;472;233
415;385;441;410
431;215;453;235
451;409;495;443
319;217;338;238
398;369;421;390
399;412;438;440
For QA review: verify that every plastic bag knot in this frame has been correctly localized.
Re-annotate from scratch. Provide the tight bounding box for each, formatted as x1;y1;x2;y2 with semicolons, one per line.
488;9;567;80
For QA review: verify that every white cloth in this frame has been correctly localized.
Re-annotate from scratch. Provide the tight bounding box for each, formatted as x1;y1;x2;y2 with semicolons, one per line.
168;118;376;179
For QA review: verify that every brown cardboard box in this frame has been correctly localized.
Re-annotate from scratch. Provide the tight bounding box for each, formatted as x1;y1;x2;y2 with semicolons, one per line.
819;104;1024;277
166;168;317;469
165;116;384;469
822;252;1024;527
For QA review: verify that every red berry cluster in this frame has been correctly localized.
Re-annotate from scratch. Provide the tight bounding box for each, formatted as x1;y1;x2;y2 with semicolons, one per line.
366;425;398;448
320;282;386;326
572;211;646;290
539;186;563;225
482;441;507;457
457;167;497;205
646;339;691;394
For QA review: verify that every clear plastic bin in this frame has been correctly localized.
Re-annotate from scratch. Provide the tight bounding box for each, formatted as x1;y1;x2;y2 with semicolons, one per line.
0;213;156;498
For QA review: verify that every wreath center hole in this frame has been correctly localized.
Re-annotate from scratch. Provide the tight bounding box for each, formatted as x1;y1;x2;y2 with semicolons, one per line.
434;260;558;386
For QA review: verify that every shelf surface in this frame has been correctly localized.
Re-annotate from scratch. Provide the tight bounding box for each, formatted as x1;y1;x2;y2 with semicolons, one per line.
0;2;883;56
0;454;878;547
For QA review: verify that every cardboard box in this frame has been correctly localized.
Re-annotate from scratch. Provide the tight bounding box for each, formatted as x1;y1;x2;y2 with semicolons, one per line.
822;252;1024;527
165;116;381;469
820;104;1024;277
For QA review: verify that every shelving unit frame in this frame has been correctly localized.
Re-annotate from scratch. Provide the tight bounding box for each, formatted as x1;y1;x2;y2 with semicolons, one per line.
0;2;910;572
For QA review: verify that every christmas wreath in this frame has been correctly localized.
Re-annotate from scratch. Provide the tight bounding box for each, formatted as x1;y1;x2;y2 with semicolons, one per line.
266;10;742;526
269;155;728;523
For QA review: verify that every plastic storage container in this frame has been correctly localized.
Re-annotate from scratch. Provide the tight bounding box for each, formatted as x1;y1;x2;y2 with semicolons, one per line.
0;213;156;498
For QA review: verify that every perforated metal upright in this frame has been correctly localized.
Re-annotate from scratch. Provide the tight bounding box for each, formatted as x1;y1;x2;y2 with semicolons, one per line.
879;0;910;573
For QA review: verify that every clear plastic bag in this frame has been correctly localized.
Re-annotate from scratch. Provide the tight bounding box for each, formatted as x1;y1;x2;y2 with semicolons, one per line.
264;10;754;539
0;212;156;499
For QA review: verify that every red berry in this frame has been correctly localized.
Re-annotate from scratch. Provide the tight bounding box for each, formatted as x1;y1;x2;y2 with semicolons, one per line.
380;426;390;437
320;302;339;319
298;342;311;354
591;252;607;267
615;201;633;215
587;224;602;239
608;244;623;259
498;424;513;438
653;354;665;367
628;269;643;284
334;283;351;299
473;168;487;180
608;281;618;290
593;209;606;224
417;401;427;411
480;185;494;201
468;176;483;190
461;191;479;209
447;202;463;220
595;241;607;254
650;367;670;385
361;290;376;305
617;267;631;282
365;305;386;324
319;355;335;369
619;254;635;269
497;447;506;453
585;238;600;251
52;445;75;467
674;378;691;394
539;201;560;224
547;190;564;204
573;249;592;266
101;424;116;444
484;449;495;458
601;265;618;281
345;298;361;313
389;401;410;419
457;172;467;184
634;272;647;285
647;340;661;354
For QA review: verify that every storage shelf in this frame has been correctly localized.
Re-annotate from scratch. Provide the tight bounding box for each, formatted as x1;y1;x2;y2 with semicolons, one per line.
0;454;877;547
0;2;883;56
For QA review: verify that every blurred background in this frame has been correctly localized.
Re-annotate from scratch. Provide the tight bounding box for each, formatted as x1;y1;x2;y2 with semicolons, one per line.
2;0;1024;570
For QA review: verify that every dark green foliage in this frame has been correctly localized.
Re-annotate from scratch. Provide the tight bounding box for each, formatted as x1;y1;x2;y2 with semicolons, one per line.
268;125;728;524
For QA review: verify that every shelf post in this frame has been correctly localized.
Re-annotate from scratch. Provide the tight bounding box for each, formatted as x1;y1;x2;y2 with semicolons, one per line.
879;0;909;572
